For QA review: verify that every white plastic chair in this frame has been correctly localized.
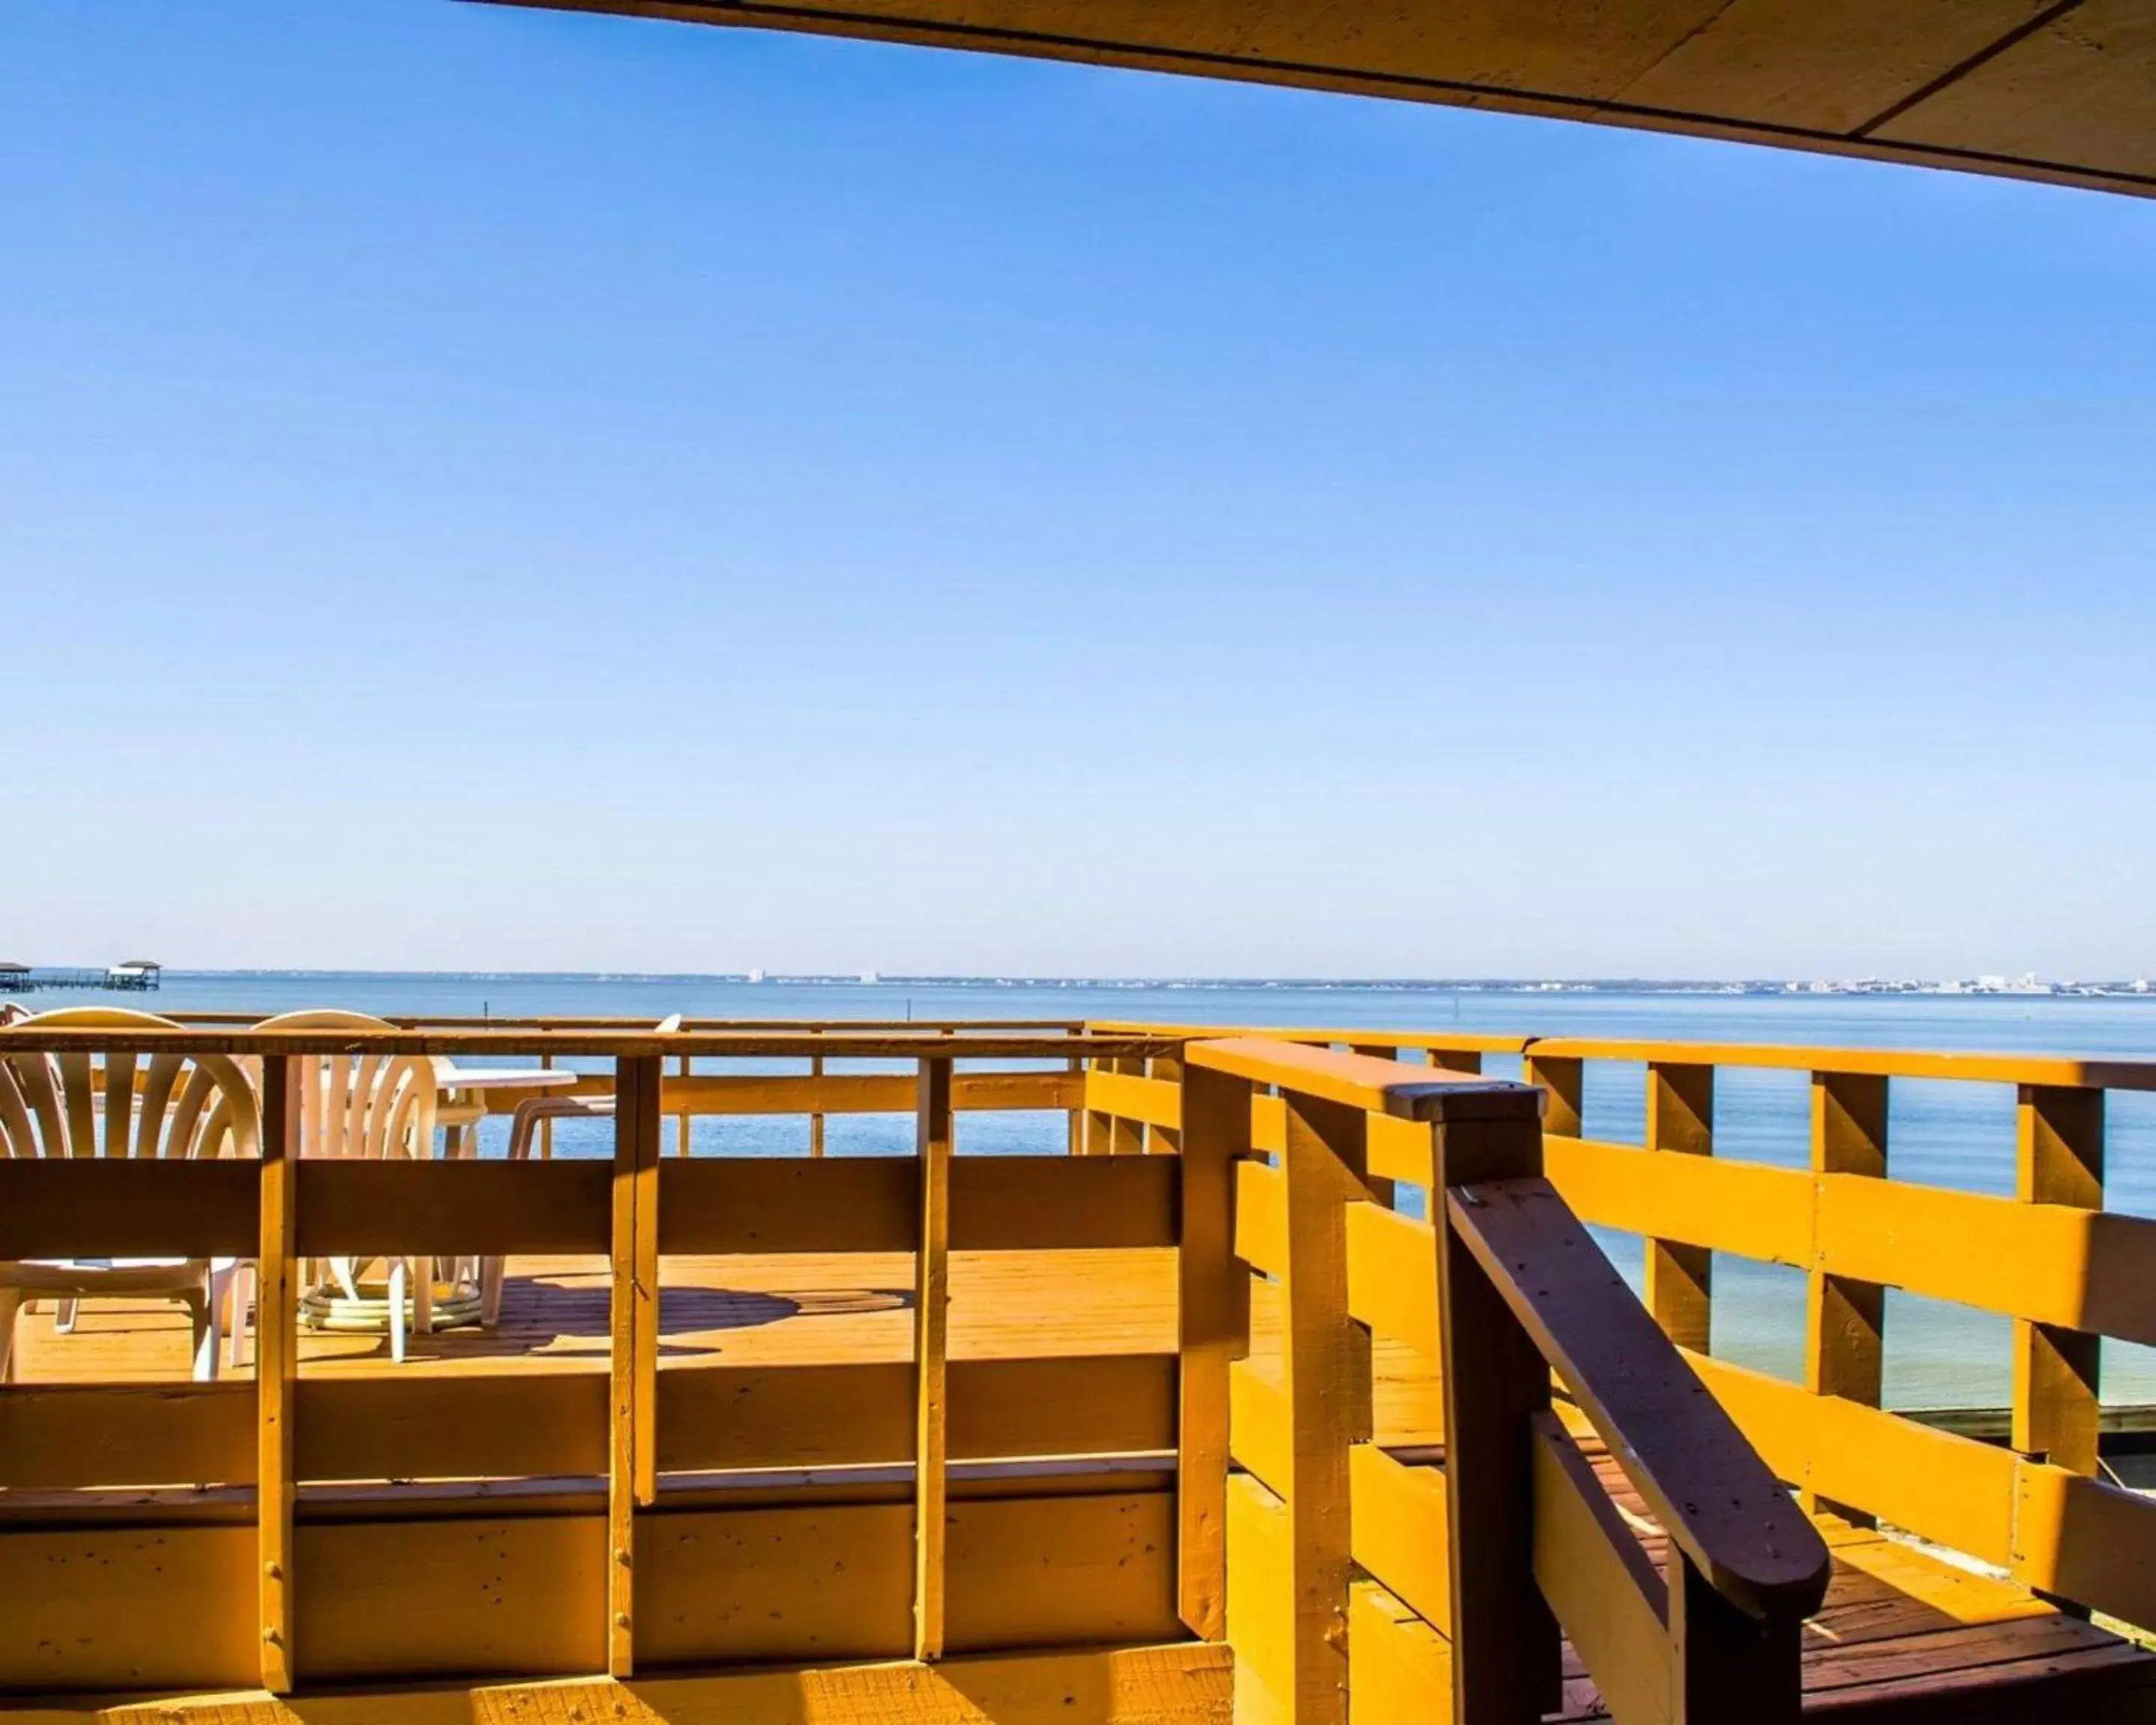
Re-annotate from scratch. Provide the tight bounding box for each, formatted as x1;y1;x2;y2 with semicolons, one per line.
0;1006;258;1383
252;1010;440;1364
490;1014;683;1326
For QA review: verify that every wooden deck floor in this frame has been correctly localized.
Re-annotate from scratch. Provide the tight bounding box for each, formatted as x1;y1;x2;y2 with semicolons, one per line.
8;1258;2156;1721
5;1250;1181;1381
1571;1444;2156;1723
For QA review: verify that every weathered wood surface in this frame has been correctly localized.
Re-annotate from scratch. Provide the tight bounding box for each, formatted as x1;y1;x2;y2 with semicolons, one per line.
1552;1438;2156;1723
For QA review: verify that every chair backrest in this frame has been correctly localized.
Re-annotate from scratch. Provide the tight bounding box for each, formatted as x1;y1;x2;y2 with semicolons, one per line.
253;1011;437;1161
0;1007;261;1160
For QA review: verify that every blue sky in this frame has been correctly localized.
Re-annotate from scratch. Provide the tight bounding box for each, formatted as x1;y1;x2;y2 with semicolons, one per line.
4;0;2153;979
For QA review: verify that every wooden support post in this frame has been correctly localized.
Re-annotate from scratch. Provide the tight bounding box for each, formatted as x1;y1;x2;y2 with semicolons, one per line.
1645;1062;1714;1354
1178;1062;1250;1640
1274;1090;1373;1725
257;1055;299;1696
675;1052;692;1157
607;1053;663;1677
914;1055;954;1661
1806;1071;1888;1521
2013;1085;2104;1477
1438;1096;1560;1725
1109;1058;1145;1157
1523;1053;1583;1141
540;1049;555;1160
1066;1044;1083;1157
1669;1548;1802;1725
1151;1054;1184;1157
811;1038;826;1157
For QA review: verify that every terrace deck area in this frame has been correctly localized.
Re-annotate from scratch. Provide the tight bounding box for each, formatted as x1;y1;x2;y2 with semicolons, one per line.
4;1019;2156;1722
12;1256;2147;1724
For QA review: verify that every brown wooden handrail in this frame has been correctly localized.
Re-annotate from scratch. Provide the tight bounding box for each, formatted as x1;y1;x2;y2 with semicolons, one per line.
1448;1174;1831;1623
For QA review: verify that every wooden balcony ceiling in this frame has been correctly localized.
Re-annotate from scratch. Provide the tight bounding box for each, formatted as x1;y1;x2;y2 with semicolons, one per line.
484;0;2156;199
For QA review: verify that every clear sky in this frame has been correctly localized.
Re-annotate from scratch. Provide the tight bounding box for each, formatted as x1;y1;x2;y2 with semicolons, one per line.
4;0;2152;980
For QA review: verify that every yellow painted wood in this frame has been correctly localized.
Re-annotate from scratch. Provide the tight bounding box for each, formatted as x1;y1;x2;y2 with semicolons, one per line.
1228;1357;1291;1502
2014;1084;2104;1476
0;1641;1234;1725
607;1055;662;1676
1545;1135;1812;1267
634;1491;1181;1667
654;1154;1175;1254
1523;1053;1583;1142
1085;1068;1182;1133
1815;1174;2156;1343
1177;1062;1249;1640
1343;1202;1438;1362
1684;1351;2018;1568
1189;1038;1523;1122
2013;1461;2156;1631
1346;1579;1453;1725
0;1524;257;1692
1265;1092;1374;1725
1643;1062;1714;1354
913;1056;954;1662
1251;1092;1286;1155
1348;1443;1451;1634
1530;1414;1669;1725
0;1159;260;1260
256;1056;298;1694
1520;1038;2156;1092
1806;1072;1888;1396
1362;1113;1432;1188
296;1515;608;1682
1225;1472;1293;1725
1232;1154;1285;1279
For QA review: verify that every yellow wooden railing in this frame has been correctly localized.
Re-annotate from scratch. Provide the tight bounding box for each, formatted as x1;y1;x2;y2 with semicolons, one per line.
0;1025;1180;1697
1175;1035;1828;1725
8;1014;2156;1717
1083;1020;2156;1641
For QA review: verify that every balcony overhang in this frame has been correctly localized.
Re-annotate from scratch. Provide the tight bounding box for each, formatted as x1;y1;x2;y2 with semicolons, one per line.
478;0;2155;200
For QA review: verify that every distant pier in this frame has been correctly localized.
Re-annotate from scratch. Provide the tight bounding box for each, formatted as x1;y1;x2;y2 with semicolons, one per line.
0;961;161;994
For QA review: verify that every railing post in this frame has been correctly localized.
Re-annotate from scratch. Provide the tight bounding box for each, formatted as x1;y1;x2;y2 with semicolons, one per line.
1806;1071;1888;1522
2014;1084;2104;1478
607;1053;663;1676
1150;1053;1183;1156
1109;1058;1145;1156
1521;1052;1582;1140
1437;1092;1560;1725
1178;1062;1250;1639
1645;1062;1714;1353
257;1053;299;1695
914;1055;954;1661
1669;1549;1802;1725
1274;1089;1374;1725
811;1031;826;1157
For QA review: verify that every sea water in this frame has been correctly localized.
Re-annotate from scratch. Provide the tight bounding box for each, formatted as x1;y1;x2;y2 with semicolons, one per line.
16;972;2156;1412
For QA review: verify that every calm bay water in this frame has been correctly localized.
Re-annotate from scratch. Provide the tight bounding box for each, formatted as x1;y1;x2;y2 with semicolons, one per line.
19;973;2156;1411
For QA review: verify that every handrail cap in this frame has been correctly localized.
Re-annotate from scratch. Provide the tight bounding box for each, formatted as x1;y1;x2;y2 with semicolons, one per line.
1187;1036;1543;1124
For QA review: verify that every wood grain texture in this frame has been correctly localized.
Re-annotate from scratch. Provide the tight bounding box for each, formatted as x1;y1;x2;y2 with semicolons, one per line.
915;1056;954;1661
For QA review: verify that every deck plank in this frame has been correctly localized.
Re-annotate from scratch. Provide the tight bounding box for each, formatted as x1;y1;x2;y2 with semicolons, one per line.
1551;1443;2156;1722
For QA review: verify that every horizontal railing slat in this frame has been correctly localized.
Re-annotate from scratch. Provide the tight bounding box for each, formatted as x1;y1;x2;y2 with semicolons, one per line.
1550;1135;2156;1344
1344;1203;1438;1360
0;1160;258;1259
1529;1413;1669;1725
296;1160;612;1255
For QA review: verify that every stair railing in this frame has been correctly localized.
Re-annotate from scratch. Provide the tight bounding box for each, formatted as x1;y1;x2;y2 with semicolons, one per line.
1180;1035;1830;1725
